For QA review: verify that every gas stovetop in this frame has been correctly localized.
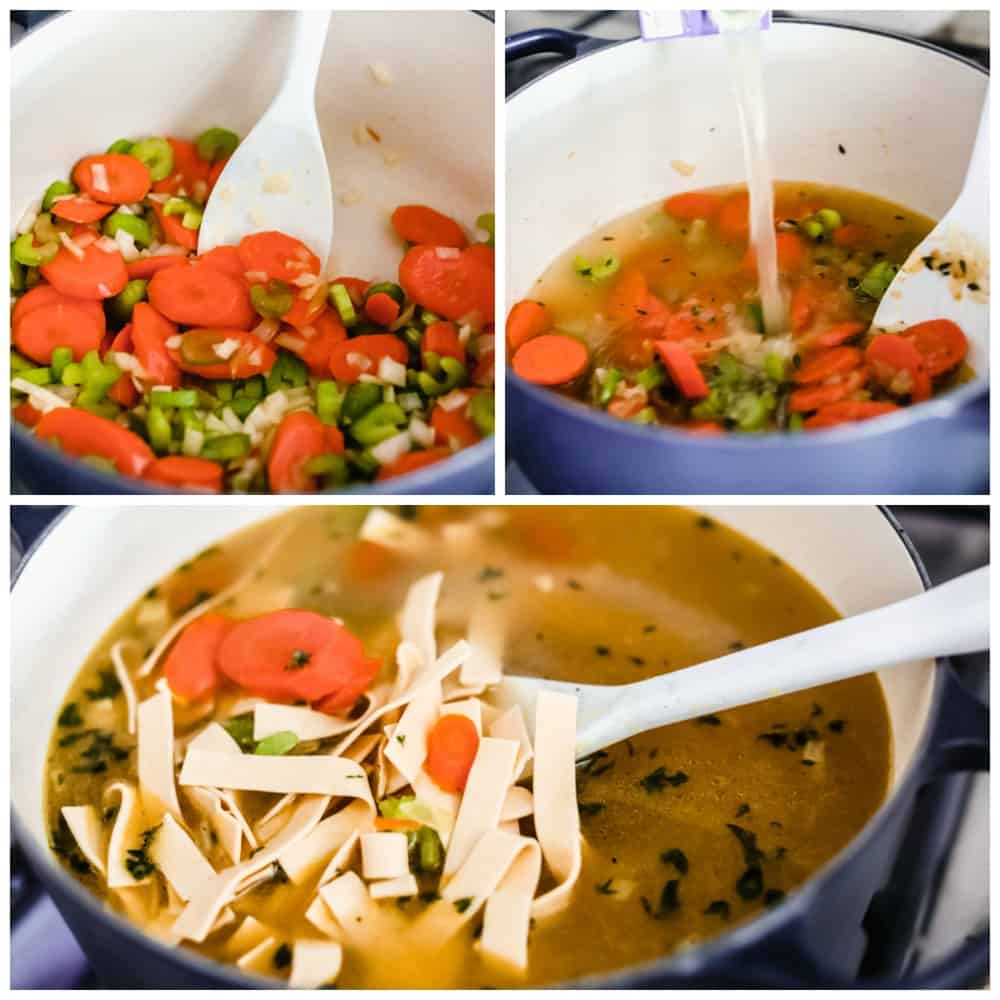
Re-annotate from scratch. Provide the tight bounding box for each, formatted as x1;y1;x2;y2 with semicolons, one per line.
10;507;988;987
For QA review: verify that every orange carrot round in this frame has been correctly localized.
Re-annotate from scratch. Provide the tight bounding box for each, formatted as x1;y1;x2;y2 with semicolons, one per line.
902;319;968;376
865;334;931;402
153;138;210;197
717;192;750;241
512;333;588;385
40;240;128;300
375;447;451;482
151;200;198;252
126;255;188;280
793;346;862;384
13;284;106;337
431;394;481;448
663;191;722;221
506;300;550;352
35;408;154;477
170;328;276;380
813;322;866;348
398;244;494;323
804;400;899;429
364;290;401;327
50;197;113;224
238;231;320;283
424;714;480;792
268;411;333;493
282;309;347;375
197;244;246;280
656;340;709;399
329;333;408;383
73;153;151;204
132;302;181;388
13;302;104;364
163;613;232;699
422;321;465;365
148;261;255;329
390;205;468;249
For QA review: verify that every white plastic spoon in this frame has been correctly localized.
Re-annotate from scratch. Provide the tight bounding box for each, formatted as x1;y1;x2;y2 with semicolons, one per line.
198;11;334;269
871;90;989;341
497;565;989;759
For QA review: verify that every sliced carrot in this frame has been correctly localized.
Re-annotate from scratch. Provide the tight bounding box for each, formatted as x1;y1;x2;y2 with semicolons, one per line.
329;333;408;383
390;205;467;249
13;284;105;333
813;322;866;348
664;190;722;221
218;609;379;706
804;400;899;429
163;614;231;699
197;244;246;281
789;281;819;334
170;328;277;380
742;231;807;273
902;319;968;376
282;310;347;375
374;816;421;832
13;302;105;364
789;371;866;413
153;138;211;197
35;407;154;477
73;153;151;204
431;394;481;448
144;456;224;493
606;268;649;324
131;302;181;388
832;223;869;249
655;340;709;399
865;334;931;402
717;192;750;242
512;333;588;386
237;231;320;283
398;244;494;323
40;240;128;300
13;401;42;428
422;321;465;365
424;714;480;793
793;346;863;384
685;421;724;435
151;200;198;252
207;156;229;193
283;281;329;329
607;394;648;420
106;323;138;407
148;261;255;329
50;197;113;224
268;411;333;493
375;447;452;482
506;300;550;352
364;291;401;327
126;254;188;280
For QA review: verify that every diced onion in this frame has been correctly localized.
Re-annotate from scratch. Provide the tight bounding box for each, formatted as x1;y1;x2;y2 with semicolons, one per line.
248;350;263;367
95;236;120;254
262;173;292;195
213;339;240;360
275;333;306;353
245;271;268;284
358;373;381;384
397;392;422;412
112;352;141;373
437;390;469;412
457;323;473;345
292;271;320;288
347;352;372;373
15;199;41;235
408;417;435;449
477;334;495;355
435;246;461;260
90;162;110;193
146;192;170;204
59;232;85;260
371;430;412;466
165;336;182;350
220;407;244;433
11;379;71;413
251;318;280;342
96;283;112;297
377;356;407;386
368;62;394;86
192;180;209;203
49;193;78;205
114;229;140;262
182;426;205;457
150;243;188;257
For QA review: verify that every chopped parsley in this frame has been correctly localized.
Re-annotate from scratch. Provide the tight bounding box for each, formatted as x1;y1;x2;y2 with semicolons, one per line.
735;803;751;818
736;865;763;901
67;729;129;774
764;888;786;907
695;715;721;727
828;719;846;733
125;825;160;880
578;802;605;818
285;649;311;671
50;815;91;875
726;824;764;866
453;897;473;914
477;566;504;583
57;703;83;727
639;766;688;793
396;734;406;746
223;713;256;752
595;878;616;895
273;944;292;969
704;899;731;919
660;848;689;875
84;670;122;701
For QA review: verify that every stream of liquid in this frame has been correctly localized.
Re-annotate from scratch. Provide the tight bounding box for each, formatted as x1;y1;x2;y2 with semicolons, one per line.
714;9;786;333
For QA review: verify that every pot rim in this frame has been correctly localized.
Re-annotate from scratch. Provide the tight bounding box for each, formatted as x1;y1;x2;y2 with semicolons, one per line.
10;8;494;498
505;18;989;451
11;505;941;987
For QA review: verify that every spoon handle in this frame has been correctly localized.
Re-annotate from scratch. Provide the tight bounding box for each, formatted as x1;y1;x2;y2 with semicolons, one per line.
275;11;333;108
580;566;989;756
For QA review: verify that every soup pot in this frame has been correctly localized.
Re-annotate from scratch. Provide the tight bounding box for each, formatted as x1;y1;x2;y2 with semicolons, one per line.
10;10;494;495
506;21;989;494
10;505;987;987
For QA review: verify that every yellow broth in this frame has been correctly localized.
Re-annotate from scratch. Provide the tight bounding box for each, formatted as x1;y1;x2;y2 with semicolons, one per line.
519;183;972;431
46;506;890;986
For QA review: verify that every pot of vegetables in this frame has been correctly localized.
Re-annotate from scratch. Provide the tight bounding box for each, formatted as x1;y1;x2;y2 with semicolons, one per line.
506;20;988;493
10;505;987;986
10;10;494;494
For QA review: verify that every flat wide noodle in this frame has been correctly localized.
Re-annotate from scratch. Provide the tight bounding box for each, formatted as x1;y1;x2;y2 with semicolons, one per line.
179;750;376;801
137;691;183;825
103;781;151;889
460;600;505;687
530;691;581;919
360;832;409;881
188;721;242;755
110;639;140;736
383;681;440;783
222;915;272;958
305;895;343;939
278;801;373;885
443;737;518;879
319;871;389;948
369;873;419;900
253;703;358;742
61;805;106;876
236;935;281;974
488;705;534;781
183;786;244;864
500;786;533;822
398;571;443;674
290;940;344;989
152;813;217;901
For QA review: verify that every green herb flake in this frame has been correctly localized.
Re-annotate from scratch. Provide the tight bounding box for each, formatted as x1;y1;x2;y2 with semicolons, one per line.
223;713;256;752
125;825;160;880
695;715;721;727
254;731;298;756
639;766;689;794
273;943;292;970
827;719;846;733
453;897;473;914
578;802;606;818
595;878;616;895
736;865;764;901
704;899;731;919
660;848;689;875
396;734;406;746
726;824;764;866
764;888;785;907
477;566;504;583
285;648;311;671
84;669;122;701
58;703;83;727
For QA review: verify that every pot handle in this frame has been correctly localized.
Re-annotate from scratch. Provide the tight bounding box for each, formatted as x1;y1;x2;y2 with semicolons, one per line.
920;661;988;780
10;506;66;575
505;29;590;64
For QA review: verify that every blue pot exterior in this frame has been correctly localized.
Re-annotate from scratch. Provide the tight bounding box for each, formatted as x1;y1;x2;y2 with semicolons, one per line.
508;374;989;494
11;426;494;496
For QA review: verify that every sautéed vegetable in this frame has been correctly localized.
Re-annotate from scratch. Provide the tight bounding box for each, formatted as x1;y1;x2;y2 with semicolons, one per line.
46;506;890;986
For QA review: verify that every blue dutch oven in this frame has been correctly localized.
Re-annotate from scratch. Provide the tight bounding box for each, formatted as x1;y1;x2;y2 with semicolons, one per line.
10;10;494;496
505;20;988;494
10;505;988;986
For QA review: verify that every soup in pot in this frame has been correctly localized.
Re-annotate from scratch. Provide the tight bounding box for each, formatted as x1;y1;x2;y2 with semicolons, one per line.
46;506;890;986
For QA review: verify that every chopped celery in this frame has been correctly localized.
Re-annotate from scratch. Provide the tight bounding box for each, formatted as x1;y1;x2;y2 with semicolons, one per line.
12;232;57;267
109;279;148;322
788;413;805;432
631;407;657;425
857;260;898;302
265;351;308;394
254;730;297;756
816;208;842;232
476;212;495;248
364;281;405;308
401;326;423;351
573;253;620;282
42;179;76;212
420;310;440;327
47;344;71;380
415;826;444;874
129;137;174;183
636;363;666;391
342;383;382;423
230;396;258;419
147;406;173;453
347;449;380;479
195;127;239;163
103;213;153;248
105;139;133;155
596;368;623;406
763;352;787;383
10;243;25;293
316;380;344;425
801;219;824;241
469;391;494;436
417;357;466;397
11;351;35;374
151;389;197;408
303;453;349;486
17;366;52;386
350;402;407;447
250;279;293;319
329;283;357;327
215;381;235;403
201;433;251;462
163;197;202;230
60;363;84;386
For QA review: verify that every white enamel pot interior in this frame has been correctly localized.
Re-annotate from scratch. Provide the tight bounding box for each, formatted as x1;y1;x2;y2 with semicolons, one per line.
11;11;494;492
12;504;934;984
507;21;989;382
